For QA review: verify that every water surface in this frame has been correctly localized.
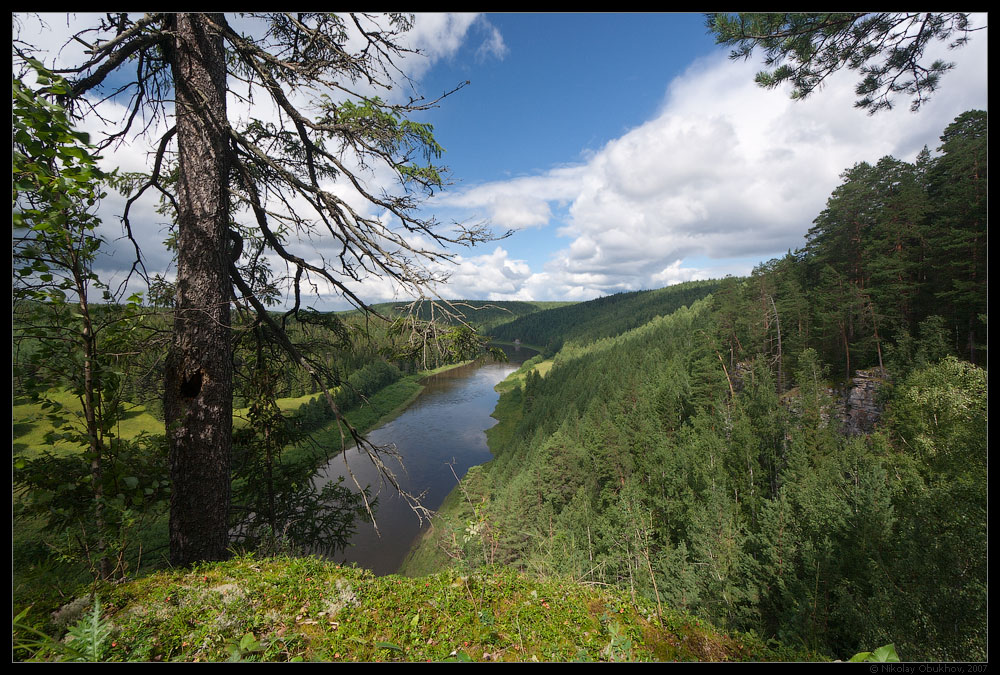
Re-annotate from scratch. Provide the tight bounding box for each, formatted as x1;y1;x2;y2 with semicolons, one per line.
313;346;535;575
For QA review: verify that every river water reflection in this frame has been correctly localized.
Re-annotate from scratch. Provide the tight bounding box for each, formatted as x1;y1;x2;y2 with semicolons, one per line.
312;344;535;575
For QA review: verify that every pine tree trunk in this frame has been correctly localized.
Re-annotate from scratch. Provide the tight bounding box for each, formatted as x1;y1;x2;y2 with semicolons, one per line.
163;13;233;566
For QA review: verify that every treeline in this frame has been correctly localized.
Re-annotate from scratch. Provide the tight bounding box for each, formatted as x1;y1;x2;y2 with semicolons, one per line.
489;281;722;355
12;302;476;420
717;109;986;387
366;299;575;336
13;293;577;429
410;111;987;661
289;360;403;434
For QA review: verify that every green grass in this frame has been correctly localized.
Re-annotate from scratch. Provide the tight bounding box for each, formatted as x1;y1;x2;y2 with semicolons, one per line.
494;357;554;394
16;554;812;662
12;391;164;458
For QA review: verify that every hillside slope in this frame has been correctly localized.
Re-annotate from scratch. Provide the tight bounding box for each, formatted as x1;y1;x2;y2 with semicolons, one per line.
488;280;720;352
362;299;577;336
402;294;987;661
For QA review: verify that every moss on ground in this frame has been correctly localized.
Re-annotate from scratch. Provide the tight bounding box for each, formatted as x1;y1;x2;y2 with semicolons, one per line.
20;554;812;662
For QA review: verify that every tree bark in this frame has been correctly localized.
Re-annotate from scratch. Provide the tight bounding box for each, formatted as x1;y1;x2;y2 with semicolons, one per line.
163;13;233;566
75;253;111;579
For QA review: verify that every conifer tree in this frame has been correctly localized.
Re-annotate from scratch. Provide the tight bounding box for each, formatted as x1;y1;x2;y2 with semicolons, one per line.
707;13;983;113
925;110;987;363
14;12;498;566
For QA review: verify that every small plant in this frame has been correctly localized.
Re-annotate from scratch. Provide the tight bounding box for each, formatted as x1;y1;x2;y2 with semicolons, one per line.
600;616;633;662
14;596;112;662
227;632;265;662
848;643;900;662
65;598;113;662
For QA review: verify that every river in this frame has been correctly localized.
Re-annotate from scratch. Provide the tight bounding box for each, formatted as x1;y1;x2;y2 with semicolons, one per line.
311;344;536;575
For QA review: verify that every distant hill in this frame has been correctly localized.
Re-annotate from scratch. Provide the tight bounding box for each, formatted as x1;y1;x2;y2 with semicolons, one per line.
341;283;721;352
362;299;578;335
487;280;722;353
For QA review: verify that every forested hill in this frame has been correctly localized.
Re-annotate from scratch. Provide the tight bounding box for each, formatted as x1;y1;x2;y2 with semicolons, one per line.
407;300;986;661
403;110;987;662
488;281;721;354
362;299;577;336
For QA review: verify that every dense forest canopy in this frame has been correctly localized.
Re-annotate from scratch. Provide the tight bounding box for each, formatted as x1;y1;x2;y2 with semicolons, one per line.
404;109;987;661
489;281;721;356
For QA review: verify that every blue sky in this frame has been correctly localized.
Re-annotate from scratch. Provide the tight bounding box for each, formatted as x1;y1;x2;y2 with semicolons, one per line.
411;13;725;278
417;14;720;183
15;13;989;309
402;13;988;306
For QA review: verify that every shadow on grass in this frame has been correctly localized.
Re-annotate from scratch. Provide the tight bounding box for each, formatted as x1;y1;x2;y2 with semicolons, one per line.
12;422;36;439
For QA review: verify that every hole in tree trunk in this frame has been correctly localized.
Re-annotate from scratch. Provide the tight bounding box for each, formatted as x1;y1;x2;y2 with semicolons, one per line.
180;369;203;399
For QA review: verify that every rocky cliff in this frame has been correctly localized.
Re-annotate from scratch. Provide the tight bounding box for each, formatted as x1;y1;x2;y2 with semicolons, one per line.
834;368;887;436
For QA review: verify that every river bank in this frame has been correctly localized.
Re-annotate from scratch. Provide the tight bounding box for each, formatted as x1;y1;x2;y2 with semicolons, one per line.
397;351;551;576
11;358;482;617
279;359;475;471
313;347;536;575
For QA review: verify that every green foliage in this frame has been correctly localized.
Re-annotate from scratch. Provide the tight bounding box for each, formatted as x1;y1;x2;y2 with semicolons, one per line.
787;111;987;373
12;59;113;333
849;644;899;663
873;358;987;660
707;13;980;113
13;61;170;584
412;126;987;659
13;60;105;218
925;110;987;362
227;632;265;662
328;96;445;191
14;597;113;662
490;281;721;350
229;325;377;558
13;436;170;577
889;357;986;469
65;597;114;662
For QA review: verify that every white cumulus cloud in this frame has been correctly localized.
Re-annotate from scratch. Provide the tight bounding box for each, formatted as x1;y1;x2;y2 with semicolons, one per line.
435;26;988;301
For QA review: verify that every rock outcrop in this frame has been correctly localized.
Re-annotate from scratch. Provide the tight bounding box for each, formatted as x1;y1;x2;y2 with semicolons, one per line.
733;361;888;437
835;368;887;436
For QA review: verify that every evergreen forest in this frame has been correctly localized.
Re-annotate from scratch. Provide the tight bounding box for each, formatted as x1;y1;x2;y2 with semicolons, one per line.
11;18;986;660
403;110;988;661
